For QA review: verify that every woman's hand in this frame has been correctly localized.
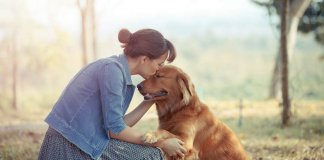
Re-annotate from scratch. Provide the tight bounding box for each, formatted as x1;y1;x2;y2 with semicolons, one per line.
160;138;187;158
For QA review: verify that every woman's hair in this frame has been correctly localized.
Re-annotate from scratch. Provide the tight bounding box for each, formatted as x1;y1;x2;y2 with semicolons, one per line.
118;28;176;63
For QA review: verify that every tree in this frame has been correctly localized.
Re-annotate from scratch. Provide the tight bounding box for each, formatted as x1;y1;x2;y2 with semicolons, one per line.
76;0;98;66
252;0;313;99
0;1;25;110
89;0;98;60
280;0;291;125
77;0;89;66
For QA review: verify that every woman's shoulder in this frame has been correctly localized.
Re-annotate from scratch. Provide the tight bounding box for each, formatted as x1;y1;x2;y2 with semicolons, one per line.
88;54;122;69
86;54;130;81
92;54;127;75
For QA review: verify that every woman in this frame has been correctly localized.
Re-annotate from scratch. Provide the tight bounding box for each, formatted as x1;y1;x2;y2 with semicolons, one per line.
38;28;187;160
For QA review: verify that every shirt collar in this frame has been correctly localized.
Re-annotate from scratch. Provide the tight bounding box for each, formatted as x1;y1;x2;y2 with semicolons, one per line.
118;54;133;85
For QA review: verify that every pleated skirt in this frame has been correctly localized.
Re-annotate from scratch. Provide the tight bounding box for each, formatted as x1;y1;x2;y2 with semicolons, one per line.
38;127;164;160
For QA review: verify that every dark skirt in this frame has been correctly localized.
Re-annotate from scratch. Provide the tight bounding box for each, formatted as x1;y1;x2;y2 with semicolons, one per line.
38;127;164;160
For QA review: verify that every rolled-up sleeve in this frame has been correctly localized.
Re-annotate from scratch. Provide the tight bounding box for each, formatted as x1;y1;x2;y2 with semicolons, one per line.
98;63;127;134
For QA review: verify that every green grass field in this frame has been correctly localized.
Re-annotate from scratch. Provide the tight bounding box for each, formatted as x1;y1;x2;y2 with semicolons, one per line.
0;100;323;160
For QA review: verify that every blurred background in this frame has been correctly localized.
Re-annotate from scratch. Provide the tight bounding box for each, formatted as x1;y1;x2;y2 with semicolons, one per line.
0;0;323;159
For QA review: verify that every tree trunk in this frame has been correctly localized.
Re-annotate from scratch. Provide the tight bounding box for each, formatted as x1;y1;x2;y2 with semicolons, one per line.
281;0;290;126
268;52;280;99
89;0;97;60
77;0;88;66
268;0;311;99
10;32;18;110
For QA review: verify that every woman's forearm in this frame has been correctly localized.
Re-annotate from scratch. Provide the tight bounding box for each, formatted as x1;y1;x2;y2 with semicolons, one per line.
109;126;143;144
124;100;154;127
109;126;163;147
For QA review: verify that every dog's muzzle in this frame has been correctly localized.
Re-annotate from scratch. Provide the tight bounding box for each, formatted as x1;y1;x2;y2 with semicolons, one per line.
143;90;168;100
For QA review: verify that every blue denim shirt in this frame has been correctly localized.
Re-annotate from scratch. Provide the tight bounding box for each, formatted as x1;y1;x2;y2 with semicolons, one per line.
45;54;135;159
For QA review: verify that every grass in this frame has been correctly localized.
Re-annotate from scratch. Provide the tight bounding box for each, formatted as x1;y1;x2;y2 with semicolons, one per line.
134;100;324;160
0;100;323;160
0;129;44;160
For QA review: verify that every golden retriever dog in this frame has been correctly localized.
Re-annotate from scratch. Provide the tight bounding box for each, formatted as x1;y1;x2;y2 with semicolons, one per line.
137;65;248;160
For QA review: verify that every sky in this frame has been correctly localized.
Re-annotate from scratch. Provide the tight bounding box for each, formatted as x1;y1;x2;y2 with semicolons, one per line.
20;0;273;38
101;0;261;19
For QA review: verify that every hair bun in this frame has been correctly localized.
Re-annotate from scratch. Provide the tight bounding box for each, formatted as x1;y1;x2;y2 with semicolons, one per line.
118;28;132;44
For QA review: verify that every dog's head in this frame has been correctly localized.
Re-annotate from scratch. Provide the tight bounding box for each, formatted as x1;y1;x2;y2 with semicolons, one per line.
137;65;195;108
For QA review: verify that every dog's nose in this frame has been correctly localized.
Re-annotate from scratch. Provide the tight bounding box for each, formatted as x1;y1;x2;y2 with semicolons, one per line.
137;83;144;91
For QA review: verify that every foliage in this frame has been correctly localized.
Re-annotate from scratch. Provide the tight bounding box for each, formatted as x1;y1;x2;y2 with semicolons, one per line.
251;0;324;45
174;33;324;101
300;1;324;44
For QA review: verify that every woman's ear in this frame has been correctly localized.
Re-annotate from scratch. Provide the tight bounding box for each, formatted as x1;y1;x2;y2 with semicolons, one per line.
138;56;147;64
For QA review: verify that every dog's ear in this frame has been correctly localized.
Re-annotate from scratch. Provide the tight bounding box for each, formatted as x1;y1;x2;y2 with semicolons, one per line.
177;73;193;105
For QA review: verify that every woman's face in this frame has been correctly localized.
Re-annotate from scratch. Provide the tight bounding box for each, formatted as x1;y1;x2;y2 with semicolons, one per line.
139;52;168;79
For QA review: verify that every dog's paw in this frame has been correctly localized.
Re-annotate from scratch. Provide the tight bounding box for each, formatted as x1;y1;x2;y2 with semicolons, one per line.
170;156;185;160
141;132;159;144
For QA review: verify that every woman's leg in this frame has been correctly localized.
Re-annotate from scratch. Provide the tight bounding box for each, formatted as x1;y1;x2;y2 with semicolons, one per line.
38;127;92;160
100;139;164;160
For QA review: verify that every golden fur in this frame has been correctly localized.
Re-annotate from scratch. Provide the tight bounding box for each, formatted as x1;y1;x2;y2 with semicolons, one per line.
138;65;248;160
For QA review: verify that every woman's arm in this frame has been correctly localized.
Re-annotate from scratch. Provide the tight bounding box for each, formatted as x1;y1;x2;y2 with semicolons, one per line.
123;100;154;127
108;100;154;144
111;100;187;157
109;127;187;157
109;126;147;145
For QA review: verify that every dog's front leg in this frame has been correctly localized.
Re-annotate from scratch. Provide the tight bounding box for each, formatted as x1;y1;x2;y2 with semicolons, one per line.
172;131;198;160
